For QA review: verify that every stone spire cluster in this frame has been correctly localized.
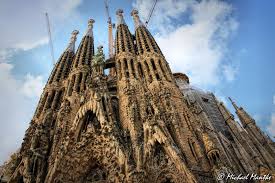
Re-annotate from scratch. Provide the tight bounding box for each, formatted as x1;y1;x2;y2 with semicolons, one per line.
1;9;274;183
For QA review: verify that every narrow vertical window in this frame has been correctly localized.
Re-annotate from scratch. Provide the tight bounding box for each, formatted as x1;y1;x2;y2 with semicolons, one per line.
76;73;83;92
145;61;152;82
69;75;76;96
117;60;121;80
138;63;144;78
124;58;129;78
130;59;136;78
159;59;168;81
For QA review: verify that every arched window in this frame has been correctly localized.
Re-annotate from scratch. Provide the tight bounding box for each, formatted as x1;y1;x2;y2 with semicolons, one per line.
130;59;136;78
111;97;121;130
151;59;160;81
76;73;83;92
101;97;107;113
138;62;144;79
145;61;152;82
124;58;129;78
68;75;75;96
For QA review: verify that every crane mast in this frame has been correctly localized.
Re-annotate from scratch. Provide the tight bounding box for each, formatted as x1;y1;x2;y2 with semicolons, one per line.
45;13;55;66
145;0;158;27
104;0;114;58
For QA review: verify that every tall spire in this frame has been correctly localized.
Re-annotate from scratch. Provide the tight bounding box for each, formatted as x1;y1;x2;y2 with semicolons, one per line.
228;97;255;128
131;9;144;30
116;9;126;26
86;19;95;37
66;30;79;52
228;97;239;111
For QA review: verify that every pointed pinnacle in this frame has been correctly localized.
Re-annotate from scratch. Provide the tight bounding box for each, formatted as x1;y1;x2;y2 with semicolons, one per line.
131;9;144;30
116;9;126;26
86;19;95;37
71;30;79;39
88;19;95;27
228;97;239;111
66;30;79;52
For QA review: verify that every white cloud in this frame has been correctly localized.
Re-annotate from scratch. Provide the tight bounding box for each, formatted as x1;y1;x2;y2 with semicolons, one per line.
133;0;194;34
222;64;238;82
134;0;238;88
0;49;17;63
21;74;44;98
0;0;82;165
0;0;82;51
14;37;49;51
0;63;44;164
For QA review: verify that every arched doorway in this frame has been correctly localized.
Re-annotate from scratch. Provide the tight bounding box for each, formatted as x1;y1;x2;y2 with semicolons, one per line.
76;110;101;141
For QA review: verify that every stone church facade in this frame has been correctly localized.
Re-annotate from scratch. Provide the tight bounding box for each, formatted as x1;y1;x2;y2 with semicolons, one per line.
1;9;275;183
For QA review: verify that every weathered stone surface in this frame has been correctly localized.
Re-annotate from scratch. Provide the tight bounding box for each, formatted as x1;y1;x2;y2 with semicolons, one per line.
1;9;275;183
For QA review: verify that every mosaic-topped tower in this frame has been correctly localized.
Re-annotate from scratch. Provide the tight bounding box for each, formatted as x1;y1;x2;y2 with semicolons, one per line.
1;9;275;183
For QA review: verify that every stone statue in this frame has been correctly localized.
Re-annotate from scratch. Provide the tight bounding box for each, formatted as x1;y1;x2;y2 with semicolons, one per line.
92;45;105;66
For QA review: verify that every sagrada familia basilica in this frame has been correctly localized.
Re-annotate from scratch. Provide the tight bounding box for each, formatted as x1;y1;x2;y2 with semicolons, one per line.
1;9;275;183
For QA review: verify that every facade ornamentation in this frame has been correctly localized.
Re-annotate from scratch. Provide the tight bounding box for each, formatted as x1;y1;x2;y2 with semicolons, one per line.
1;9;275;183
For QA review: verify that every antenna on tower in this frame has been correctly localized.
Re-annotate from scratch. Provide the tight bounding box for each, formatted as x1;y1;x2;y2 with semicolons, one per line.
145;0;158;27
45;12;55;66
104;0;114;58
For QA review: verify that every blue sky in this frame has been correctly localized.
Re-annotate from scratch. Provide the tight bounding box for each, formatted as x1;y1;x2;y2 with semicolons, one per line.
0;0;274;164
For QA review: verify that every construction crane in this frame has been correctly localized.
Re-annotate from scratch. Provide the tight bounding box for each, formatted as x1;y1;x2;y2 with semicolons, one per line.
145;0;158;27
104;0;115;58
45;12;55;66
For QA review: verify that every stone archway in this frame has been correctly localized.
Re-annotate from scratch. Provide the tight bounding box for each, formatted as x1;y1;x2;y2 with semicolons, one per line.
49;94;126;183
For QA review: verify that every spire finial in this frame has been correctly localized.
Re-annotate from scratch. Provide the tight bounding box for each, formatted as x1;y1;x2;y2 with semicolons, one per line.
86;19;95;37
66;30;79;52
228;97;239;111
116;9;126;26
131;9;144;29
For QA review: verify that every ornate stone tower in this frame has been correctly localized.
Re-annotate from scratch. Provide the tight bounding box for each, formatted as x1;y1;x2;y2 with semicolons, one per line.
2;9;275;183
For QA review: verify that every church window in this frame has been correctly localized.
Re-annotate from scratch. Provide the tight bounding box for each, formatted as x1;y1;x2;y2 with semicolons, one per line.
138;62;144;79
76;73;83;92
124;58;129;78
130;59;136;78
